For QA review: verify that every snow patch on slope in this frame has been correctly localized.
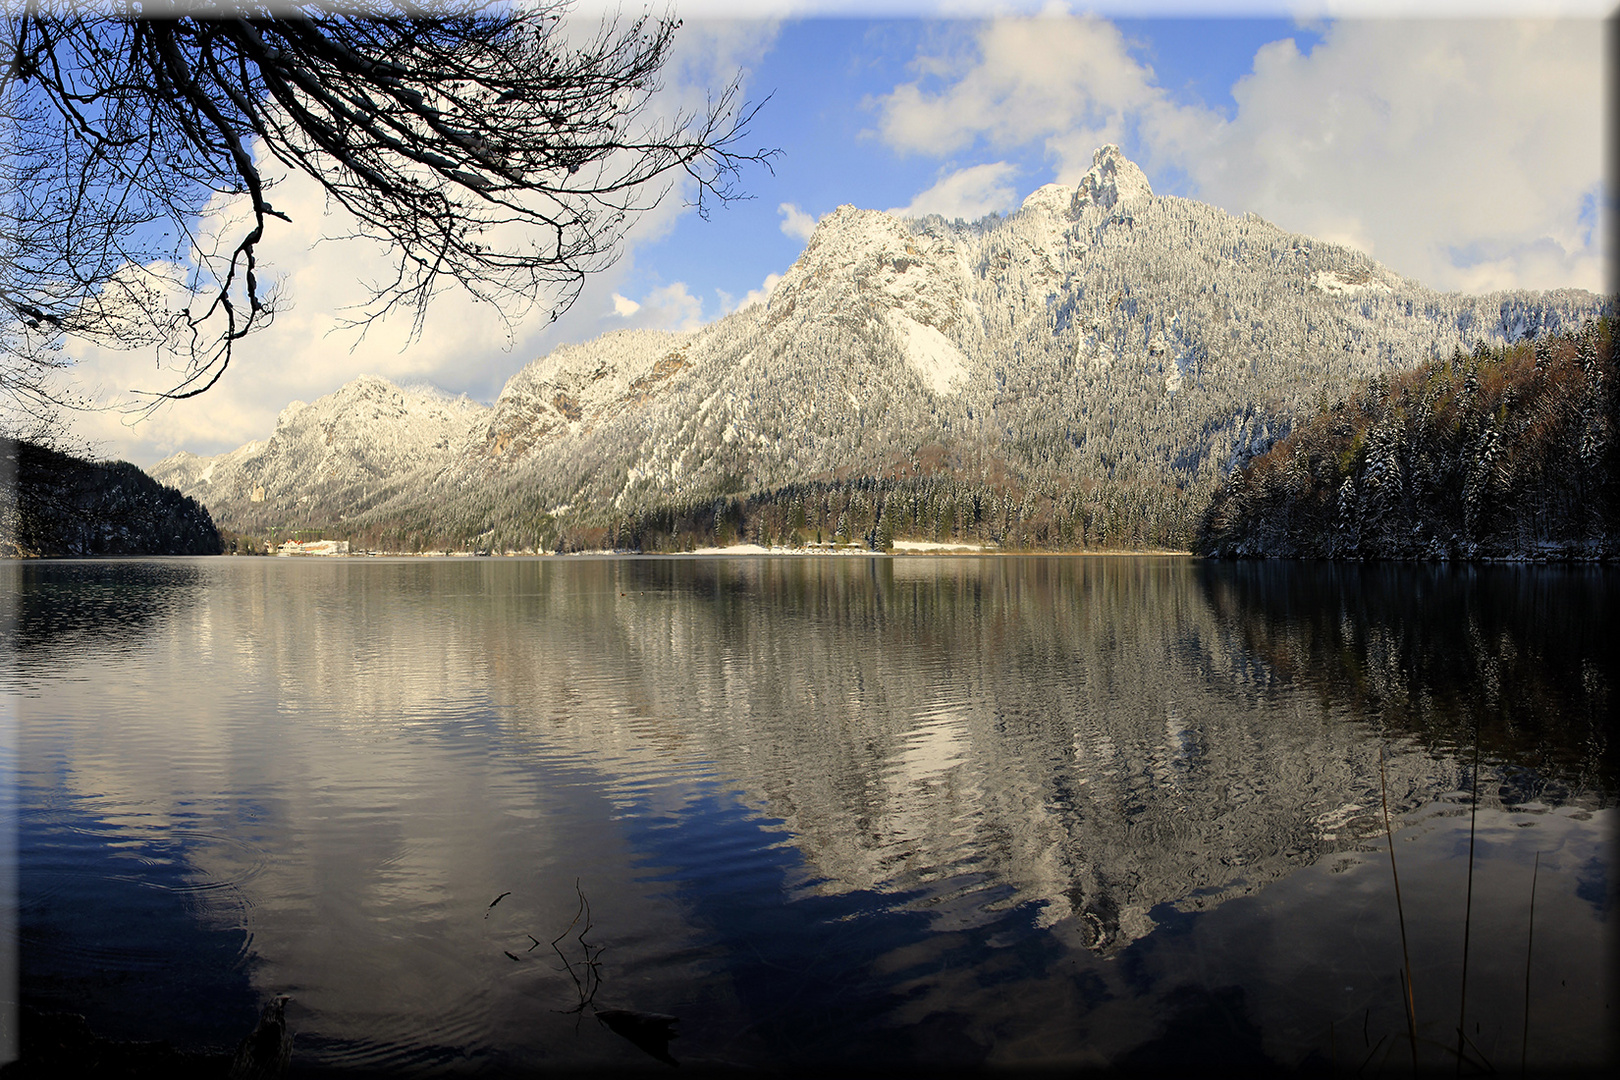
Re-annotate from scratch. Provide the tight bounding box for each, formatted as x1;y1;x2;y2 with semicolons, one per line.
1314;269;1392;296
890;312;968;395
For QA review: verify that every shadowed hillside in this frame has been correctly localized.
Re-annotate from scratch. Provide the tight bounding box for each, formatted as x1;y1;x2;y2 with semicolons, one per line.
1;439;223;557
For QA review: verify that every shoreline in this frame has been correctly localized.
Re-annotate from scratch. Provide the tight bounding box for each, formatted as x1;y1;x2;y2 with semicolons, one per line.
11;550;1616;563
260;543;1197;559
15;546;1614;563
18;548;1618;562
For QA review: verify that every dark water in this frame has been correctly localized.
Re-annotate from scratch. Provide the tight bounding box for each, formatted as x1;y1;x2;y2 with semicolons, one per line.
1;555;1614;1073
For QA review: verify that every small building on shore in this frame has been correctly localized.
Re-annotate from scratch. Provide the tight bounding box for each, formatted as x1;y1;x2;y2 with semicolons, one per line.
276;539;350;556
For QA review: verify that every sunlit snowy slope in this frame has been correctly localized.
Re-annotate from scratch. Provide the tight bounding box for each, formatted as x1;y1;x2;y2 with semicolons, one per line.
154;146;1609;548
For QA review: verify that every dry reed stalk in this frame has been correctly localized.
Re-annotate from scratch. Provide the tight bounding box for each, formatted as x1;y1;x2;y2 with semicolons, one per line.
1457;729;1481;1076
1379;741;1419;1071
1521;850;1540;1077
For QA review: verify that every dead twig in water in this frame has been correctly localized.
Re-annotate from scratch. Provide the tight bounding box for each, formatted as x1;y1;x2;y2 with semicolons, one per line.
551;878;605;1014
1356;1031;1389;1074
1457;726;1482;1077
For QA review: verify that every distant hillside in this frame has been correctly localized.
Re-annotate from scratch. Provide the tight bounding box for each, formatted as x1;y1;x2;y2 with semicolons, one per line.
154;146;1612;553
150;375;490;535
1195;320;1618;560
1;439;222;557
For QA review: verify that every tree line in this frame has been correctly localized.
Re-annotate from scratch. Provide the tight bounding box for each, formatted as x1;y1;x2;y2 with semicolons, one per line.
1196;320;1618;559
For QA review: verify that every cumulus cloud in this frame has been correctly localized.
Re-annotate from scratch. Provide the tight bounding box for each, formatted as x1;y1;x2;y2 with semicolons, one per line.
741;272;785;310
1194;19;1606;294
872;9;1218;183
718;271;785;314
60;158;562;464
888;162;1021;220
608;282;706;333
778;203;817;241
612;293;642;317
871;9;1606;295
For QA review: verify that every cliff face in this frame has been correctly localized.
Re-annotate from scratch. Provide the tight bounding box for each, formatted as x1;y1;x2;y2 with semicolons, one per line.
2;439;222;557
1195;321;1619;560
458;329;692;473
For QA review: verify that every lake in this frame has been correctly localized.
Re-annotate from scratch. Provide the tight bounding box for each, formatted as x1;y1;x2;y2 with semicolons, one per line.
1;555;1614;1073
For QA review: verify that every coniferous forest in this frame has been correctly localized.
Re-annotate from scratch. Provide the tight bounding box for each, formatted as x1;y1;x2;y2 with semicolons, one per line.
1195;320;1617;559
1;439;223;557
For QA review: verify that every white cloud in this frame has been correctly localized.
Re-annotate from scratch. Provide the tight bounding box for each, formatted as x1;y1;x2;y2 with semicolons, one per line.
742;272;784;310
872;8;1216;183
871;10;1607;294
1193;19;1606;294
778;203;817;241
608;282;707;333
888;162;1021;220
719;271;785;314
612;293;642;317
59;156;572;464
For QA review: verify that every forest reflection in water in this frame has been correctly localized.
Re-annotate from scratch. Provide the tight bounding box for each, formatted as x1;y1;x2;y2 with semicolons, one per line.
2;555;1613;1073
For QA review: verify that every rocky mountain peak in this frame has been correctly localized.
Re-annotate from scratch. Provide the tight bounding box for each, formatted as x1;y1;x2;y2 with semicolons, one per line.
1075;144;1153;212
770;202;978;339
150;375;489;519
1014;146;1153;222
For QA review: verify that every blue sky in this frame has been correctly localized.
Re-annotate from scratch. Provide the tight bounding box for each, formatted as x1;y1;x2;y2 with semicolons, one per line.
62;3;1611;465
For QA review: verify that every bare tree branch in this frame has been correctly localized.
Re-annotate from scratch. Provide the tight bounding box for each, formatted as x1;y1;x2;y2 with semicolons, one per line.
0;0;776;431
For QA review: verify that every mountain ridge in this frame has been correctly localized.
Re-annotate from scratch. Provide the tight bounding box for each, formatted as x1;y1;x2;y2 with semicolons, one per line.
151;145;1612;552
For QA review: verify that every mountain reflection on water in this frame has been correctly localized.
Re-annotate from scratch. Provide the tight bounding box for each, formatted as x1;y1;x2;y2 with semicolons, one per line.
3;555;1613;1073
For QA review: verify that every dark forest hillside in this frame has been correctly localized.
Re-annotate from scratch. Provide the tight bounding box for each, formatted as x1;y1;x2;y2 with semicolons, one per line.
2;439;223;557
1195;321;1618;560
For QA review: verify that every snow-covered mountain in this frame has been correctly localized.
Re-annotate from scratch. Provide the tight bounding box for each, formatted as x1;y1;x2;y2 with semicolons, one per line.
154;145;1611;550
462;328;692;472
153;375;489;526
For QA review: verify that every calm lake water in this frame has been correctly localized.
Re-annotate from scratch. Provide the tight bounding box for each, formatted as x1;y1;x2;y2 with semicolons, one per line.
1;555;1614;1073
